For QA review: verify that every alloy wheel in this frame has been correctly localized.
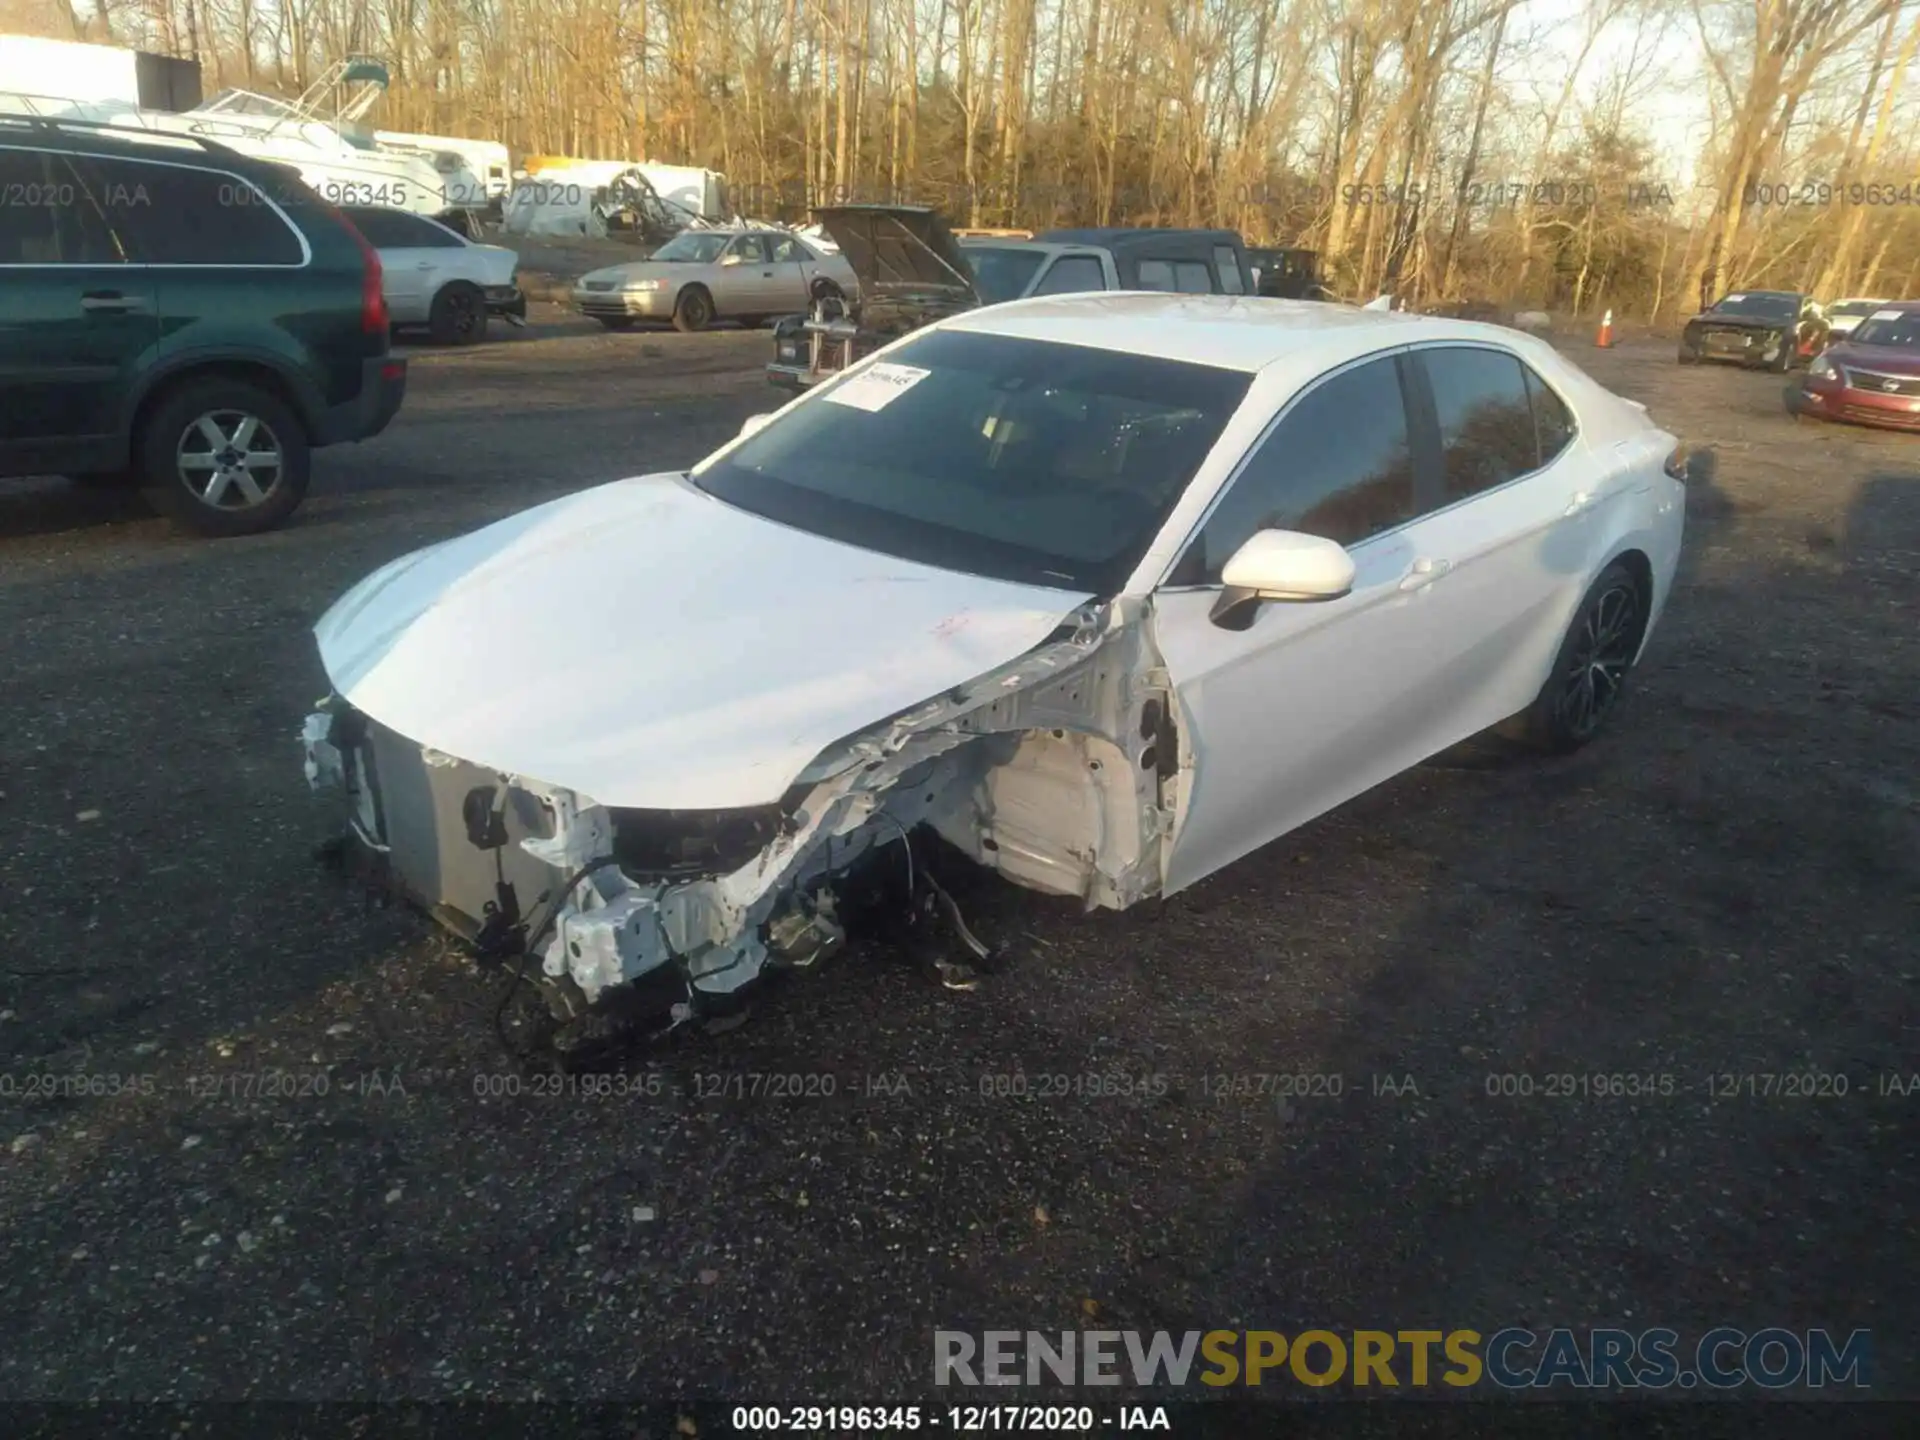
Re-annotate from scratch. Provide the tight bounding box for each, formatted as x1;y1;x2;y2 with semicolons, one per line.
175;411;284;509
1555;582;1638;741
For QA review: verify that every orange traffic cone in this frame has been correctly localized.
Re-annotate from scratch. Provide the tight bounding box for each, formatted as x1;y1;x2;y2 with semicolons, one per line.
1594;309;1615;347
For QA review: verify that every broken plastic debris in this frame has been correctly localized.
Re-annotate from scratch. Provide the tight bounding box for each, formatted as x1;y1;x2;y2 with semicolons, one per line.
325;1023;354;1037
697;1268;719;1285
181;1135;203;1151
934;959;979;991
75;810;101;822
385;1186;404;1203
632;1205;656;1223
10;1133;40;1155
237;1232;259;1254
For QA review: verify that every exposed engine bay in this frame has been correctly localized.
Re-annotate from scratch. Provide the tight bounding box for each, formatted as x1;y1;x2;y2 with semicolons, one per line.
302;595;1184;1053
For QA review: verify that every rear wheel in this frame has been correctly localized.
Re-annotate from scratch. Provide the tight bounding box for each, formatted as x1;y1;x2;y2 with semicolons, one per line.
137;379;310;538
1508;561;1645;754
672;286;714;333
428;282;487;346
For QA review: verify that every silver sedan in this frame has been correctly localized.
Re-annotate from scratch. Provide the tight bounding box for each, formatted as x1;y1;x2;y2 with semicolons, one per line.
572;229;859;333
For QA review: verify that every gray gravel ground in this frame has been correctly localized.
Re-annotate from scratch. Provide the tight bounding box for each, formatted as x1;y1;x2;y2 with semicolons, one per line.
0;312;1915;1411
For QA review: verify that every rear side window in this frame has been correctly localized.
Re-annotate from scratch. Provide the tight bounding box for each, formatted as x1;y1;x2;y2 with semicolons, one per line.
1526;369;1576;464
1213;246;1244;295
1419;347;1539;503
76;156;304;266
0;148;124;264
344;206;461;248
1136;259;1174;291
1173;261;1214;294
1178;354;1415;582
1032;255;1106;295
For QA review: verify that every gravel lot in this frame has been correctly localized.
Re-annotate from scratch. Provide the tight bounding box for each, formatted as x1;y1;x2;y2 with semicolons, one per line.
1;309;1915;1409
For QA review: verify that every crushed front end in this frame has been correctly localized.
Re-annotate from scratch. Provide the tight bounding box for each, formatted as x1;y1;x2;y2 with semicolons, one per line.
301;595;1183;1049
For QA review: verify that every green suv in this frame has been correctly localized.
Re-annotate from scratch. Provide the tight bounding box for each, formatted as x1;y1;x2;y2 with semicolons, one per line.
0;116;407;536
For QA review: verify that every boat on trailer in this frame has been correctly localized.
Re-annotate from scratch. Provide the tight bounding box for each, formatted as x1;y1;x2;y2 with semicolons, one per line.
0;52;451;218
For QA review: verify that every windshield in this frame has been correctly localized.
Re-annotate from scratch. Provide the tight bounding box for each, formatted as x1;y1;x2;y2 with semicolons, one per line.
1709;293;1798;320
1830;301;1884;318
1848;312;1920;349
964;246;1049;303
650;232;730;263
692;330;1252;592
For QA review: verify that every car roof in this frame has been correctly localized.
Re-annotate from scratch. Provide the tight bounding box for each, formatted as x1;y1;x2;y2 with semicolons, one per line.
1037;226;1244;249
937;292;1523;373
0;114;264;169
1721;289;1802;299
1836;298;1914;311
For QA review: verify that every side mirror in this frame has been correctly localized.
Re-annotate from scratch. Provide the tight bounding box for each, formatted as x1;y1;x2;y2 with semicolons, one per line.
1209;530;1355;629
738;413;775;440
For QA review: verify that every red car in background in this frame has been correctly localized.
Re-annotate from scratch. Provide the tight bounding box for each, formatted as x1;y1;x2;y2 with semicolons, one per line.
1787;301;1920;432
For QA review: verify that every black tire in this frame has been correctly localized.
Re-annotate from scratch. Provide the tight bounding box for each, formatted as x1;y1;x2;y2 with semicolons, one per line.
428;282;487;346
672;286;714;333
1508;561;1645;754
136;378;310;538
595;316;637;332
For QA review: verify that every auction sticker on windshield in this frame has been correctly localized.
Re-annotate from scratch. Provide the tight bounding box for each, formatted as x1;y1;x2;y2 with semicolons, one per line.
1872;310;1904;322
824;362;931;413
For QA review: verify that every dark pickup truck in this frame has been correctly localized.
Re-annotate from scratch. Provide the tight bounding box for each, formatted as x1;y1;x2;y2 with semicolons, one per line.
767;208;1257;391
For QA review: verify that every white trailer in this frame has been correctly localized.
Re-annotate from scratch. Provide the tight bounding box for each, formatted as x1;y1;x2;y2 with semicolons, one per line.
376;129;510;207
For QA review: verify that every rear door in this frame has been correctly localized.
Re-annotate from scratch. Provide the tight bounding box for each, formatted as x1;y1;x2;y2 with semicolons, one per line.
1389;343;1593;738
765;233;816;311
341;206;436;321
0;145;156;473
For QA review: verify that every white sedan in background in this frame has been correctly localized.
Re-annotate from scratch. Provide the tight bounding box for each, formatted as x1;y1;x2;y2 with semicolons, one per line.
302;295;1686;1047
340;204;524;346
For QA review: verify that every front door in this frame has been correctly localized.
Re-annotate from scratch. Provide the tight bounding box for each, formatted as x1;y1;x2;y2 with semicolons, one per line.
0;147;157;473
1149;352;1461;894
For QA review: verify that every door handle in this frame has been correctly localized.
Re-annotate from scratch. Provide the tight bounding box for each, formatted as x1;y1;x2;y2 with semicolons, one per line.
80;292;146;313
1398;557;1453;591
416;262;434;270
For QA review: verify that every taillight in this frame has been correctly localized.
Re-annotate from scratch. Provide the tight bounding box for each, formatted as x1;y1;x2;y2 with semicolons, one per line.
316;198;389;335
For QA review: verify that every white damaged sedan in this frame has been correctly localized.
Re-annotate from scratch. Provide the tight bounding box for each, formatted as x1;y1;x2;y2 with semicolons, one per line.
303;294;1685;1042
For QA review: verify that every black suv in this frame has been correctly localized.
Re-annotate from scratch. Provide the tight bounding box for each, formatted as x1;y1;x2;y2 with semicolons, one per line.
0;117;406;536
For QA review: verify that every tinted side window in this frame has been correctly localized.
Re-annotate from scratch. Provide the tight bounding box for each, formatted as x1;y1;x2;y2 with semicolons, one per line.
1173;260;1213;294
1421;347;1538;503
1135;259;1174;291
1032;255;1106;295
0;149;124;264
1181;356;1415;582
1213;246;1244;294
79;157;304;265
398;214;464;248
342;207;419;247
1526;368;1575;464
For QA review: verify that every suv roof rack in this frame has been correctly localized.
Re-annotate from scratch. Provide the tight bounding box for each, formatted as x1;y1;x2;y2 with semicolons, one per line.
0;110;247;161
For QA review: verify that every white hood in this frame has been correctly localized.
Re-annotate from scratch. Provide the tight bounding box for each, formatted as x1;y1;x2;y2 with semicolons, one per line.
313;475;1092;810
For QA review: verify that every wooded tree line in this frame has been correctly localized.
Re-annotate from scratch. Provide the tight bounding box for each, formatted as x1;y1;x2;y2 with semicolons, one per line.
14;0;1920;318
